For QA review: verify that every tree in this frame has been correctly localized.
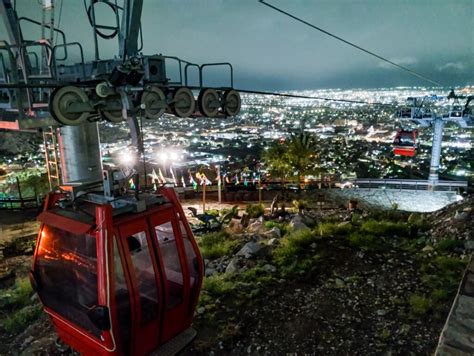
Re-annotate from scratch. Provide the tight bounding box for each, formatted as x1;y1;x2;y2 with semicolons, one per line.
263;132;324;187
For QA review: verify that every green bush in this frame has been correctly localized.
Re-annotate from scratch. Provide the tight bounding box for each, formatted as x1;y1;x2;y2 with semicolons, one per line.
202;275;235;295
3;304;43;334
245;204;265;218
197;231;239;259
409;294;431;315
273;229;317;266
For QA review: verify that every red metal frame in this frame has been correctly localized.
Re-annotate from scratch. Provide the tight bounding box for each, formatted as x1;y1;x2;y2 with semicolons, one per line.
31;188;203;355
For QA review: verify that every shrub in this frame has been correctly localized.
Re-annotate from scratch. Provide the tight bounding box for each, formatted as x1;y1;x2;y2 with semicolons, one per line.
409;294;431;315
202;275;235;295
3;304;43;334
273;229;317;266
197;231;239;259
245;204;265;218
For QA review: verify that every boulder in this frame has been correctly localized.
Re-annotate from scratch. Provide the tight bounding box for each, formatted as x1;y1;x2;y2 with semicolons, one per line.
289;214;310;231
247;219;265;234
290;220;309;232
262;264;277;273
225;257;240;274
267;238;279;247
263;227;281;239
464;240;474;250
236;241;263;259
226;219;244;234
205;267;217;277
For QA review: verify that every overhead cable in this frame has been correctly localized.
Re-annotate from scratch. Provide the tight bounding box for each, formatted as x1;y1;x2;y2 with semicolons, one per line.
236;88;393;106
258;0;444;87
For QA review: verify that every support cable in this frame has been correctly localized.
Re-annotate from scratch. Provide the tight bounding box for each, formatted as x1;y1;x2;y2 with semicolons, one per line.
236;88;394;106
258;0;444;87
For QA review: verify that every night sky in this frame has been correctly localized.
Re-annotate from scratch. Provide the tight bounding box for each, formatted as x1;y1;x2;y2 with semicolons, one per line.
11;0;474;90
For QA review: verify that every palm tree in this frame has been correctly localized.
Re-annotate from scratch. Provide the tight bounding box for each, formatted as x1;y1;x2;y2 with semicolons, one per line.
263;132;323;188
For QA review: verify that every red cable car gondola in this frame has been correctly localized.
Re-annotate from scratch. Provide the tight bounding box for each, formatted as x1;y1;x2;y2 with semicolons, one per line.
393;129;417;157
29;187;203;355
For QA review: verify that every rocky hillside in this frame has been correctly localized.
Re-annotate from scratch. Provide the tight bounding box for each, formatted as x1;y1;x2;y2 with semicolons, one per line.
0;198;471;355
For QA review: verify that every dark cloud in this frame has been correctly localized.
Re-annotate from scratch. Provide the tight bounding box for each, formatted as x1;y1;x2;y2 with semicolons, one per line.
14;0;474;89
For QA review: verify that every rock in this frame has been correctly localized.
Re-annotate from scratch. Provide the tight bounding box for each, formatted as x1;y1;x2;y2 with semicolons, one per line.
290;220;309;232
247;220;265;234
335;278;345;288
302;214;317;227
289;215;309;231
262;264;277;273
205;268;217;277
236;242;262;259
454;210;469;221
225;258;240;274
267;238;279;247
464;241;474;250
263;227;281;239
422;245;435;253
226;219;244;234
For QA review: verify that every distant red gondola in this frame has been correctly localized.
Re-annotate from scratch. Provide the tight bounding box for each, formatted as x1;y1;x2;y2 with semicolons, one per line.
393;129;417;157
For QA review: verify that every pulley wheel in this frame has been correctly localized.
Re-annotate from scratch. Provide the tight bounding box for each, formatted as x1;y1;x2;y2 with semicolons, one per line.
50;86;90;126
223;89;241;117
172;87;195;118
141;86;166;119
198;88;220;117
102;96;124;122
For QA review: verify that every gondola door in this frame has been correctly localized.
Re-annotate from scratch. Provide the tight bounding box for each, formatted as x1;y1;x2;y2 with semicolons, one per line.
148;208;191;343
115;218;163;355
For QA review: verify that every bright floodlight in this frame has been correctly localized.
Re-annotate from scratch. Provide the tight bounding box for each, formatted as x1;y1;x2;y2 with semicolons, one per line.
158;152;168;163
170;151;178;160
119;151;135;166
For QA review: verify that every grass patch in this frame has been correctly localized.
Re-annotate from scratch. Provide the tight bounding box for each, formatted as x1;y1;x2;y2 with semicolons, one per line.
419;256;466;304
409;294;431;316
2;304;42;334
273;229;318;266
239;266;274;284
360;219;408;237
0;277;34;309
202;274;235;296
347;232;379;249
197;231;240;259
318;222;353;237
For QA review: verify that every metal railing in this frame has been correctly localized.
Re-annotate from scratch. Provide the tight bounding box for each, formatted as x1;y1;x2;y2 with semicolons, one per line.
353;178;468;191
0;197;40;210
